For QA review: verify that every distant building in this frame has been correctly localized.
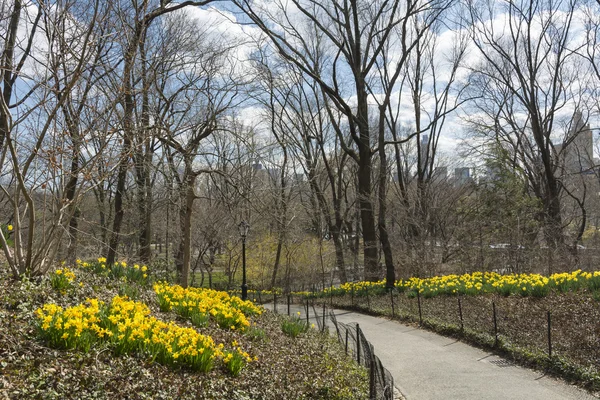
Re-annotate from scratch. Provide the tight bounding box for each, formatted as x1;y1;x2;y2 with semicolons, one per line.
433;166;448;182
454;167;472;185
481;163;501;184
563;111;593;174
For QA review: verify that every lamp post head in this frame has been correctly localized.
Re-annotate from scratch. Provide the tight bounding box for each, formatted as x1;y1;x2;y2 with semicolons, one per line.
238;220;249;240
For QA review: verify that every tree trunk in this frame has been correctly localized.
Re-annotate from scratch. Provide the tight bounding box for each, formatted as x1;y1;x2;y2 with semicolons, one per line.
355;85;379;281
357;143;378;280
64;136;80;265
136;33;153;263
107;152;129;266
331;224;347;283
177;172;196;288
271;237;283;289
0;0;22;155
378;108;394;287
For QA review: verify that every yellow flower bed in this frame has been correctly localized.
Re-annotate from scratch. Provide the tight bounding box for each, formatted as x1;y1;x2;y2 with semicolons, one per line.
35;298;106;351
76;257;149;283
154;282;263;331
319;269;600;299
35;295;254;373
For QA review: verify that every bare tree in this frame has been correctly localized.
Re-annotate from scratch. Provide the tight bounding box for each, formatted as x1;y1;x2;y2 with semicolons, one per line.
464;0;590;266
105;0;213;267
380;16;468;276
152;14;245;287
0;0;111;276
236;0;451;282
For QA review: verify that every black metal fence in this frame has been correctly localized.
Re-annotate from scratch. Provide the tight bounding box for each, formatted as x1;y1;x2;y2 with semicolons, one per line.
329;311;395;400
315;287;600;381
269;294;395;400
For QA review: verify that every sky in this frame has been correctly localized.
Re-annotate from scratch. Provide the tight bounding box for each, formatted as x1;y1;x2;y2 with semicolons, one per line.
7;0;600;175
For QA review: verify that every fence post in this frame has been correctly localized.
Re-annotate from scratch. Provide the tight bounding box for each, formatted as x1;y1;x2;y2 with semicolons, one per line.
492;302;498;347
306;298;309;325
369;343;376;399
258;291;262;304
273;293;277;313
547;310;552;359
322;303;326;333
345;329;349;355
458;296;464;332
287;294;291;316
390;290;395;318
417;290;423;325
356;324;361;365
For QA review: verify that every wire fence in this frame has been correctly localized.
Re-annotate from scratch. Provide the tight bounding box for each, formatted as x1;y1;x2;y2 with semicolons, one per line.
329;311;395;400
310;287;600;381
269;294;395;400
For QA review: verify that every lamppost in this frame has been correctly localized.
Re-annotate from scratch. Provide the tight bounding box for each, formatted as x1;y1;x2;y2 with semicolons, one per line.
238;220;249;300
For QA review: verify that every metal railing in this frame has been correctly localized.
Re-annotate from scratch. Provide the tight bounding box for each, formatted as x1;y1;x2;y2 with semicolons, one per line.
269;295;395;400
329;311;395;400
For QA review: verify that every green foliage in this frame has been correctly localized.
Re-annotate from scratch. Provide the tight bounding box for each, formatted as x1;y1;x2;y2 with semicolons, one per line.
118;282;140;300
281;314;309;338
0;224;14;247
190;311;210;327
49;268;76;293
223;349;248;376
245;326;267;341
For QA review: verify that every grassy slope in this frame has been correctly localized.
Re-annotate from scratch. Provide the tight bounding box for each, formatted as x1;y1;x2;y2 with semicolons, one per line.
0;272;368;400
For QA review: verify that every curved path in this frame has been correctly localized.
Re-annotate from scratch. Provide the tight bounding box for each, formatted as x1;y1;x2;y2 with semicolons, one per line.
265;303;598;400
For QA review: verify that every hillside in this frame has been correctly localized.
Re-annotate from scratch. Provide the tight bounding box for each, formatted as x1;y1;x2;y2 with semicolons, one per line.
0;263;367;400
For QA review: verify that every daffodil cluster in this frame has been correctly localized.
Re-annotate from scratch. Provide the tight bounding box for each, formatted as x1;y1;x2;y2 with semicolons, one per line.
50;267;77;293
76;257;149;284
291;291;313;298
223;340;255;376
35;295;255;373
104;296;220;371
318;269;600;299
35;298;107;351
320;280;388;297
76;257;108;275
154;282;263;331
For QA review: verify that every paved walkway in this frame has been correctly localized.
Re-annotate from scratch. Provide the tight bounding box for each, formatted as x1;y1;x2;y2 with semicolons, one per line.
265;303;598;400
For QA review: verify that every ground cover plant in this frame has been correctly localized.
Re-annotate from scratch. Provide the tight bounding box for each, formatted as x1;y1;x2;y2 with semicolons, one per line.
0;260;368;399
309;270;600;393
